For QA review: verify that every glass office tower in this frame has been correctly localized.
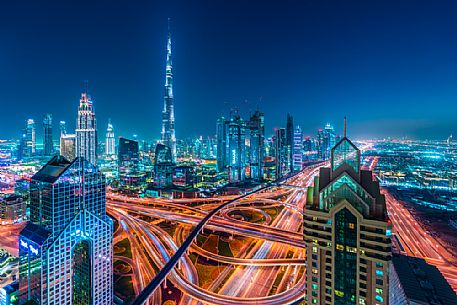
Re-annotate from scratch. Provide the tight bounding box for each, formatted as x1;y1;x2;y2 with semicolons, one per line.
19;156;113;305
304;136;391;305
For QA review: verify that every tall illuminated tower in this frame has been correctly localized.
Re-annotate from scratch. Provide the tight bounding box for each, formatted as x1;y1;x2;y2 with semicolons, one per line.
161;19;176;161
76;91;97;165
19;156;113;305
304;128;391;305
43;113;54;156
105;119;115;156
25;119;36;157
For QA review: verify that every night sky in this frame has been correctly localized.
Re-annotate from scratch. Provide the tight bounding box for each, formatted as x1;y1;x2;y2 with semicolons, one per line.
1;0;457;141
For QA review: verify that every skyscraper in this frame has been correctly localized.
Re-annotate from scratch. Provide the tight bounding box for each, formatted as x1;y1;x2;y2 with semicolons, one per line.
59;121;67;136
19;156;113;305
274;128;289;179
286;113;294;171
154;143;174;188
161;19;176;161
60;134;76;161
75;91;97;165
292;125;303;171
105;119;115;157
216;117;228;172
304;135;391;305
247;110;265;180
25;119;36;157
43;113;54;156
227;112;246;182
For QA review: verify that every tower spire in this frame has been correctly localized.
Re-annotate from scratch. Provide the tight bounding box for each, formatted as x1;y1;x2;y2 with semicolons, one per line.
161;18;176;161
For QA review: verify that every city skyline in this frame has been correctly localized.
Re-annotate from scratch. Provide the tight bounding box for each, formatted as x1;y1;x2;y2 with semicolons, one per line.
2;1;457;140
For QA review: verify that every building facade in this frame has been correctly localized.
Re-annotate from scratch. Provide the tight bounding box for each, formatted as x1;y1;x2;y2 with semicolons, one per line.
161;20;177;161
274;128;289;179
18;156;113;305
105;119;115;157
43;114;53;156
0;194;26;225
227;113;246;183
304;137;391;305
154;143;174;188
293;125;303;171
60;134;76;162
75;92;97;165
247;110;265;181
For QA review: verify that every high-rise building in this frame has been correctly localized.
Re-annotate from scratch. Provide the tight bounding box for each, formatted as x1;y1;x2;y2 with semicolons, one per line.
161;19;176;161
105;119;115;157
247;110;265;180
60;134;76;161
274;128;289;179
292;125;303;171
154;143;174;188
227;112;246;182
25;119;36;157
216;117;228;172
304;135;391;305
59;121;67;136
286;113;294;171
19;156;113;305
118;137;139;174
75;91;97;165
43;113;54;156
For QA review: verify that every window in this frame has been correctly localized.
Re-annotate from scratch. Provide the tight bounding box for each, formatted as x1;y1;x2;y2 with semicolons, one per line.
376;270;384;277
375;262;383;268
376;288;383;294
375;295;383;302
349;223;355;229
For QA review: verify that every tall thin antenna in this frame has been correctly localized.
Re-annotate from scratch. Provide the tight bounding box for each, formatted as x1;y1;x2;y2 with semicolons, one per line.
344;116;347;138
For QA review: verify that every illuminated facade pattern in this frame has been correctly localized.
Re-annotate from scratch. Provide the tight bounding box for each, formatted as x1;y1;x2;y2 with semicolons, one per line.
274;128;290;179
22;119;36;158
43;113;54;156
60;134;76;161
293;125;303;171
105;119;115;156
19;156;113;305
247;110;265;180
227;114;246;182
154;143;174;188
304;137;391;305
76;92;97;165
161;19;176;161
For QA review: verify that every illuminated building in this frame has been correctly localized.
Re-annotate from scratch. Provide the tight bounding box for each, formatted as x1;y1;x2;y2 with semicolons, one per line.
216;117;228;172
247;110;265;180
304;135;391;305
173;166;195;187
286;113;294;171
390;254;457;305
22;119;36;158
105;119;115;157
154;143;174;188
0;282;18;305
75;91;97;165
293;125;303;171
19;156;113;305
0;194;26;225
59;121;67;136
43;114;54;156
118;137;145;191
227;112;246;182
60;134;76;161
161;19;176;161
317;123;336;160
274;128;289;179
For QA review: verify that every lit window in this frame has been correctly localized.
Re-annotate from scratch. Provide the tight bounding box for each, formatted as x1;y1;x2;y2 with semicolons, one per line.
312;284;318;290
375;262;383;268
349;223;355;229
376;270;384;277
335;290;344;297
336;244;344;251
312;246;318;253
375;295;383;302
376;288;383;294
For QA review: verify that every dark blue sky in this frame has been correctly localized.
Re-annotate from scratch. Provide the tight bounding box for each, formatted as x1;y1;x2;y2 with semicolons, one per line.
1;0;457;141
